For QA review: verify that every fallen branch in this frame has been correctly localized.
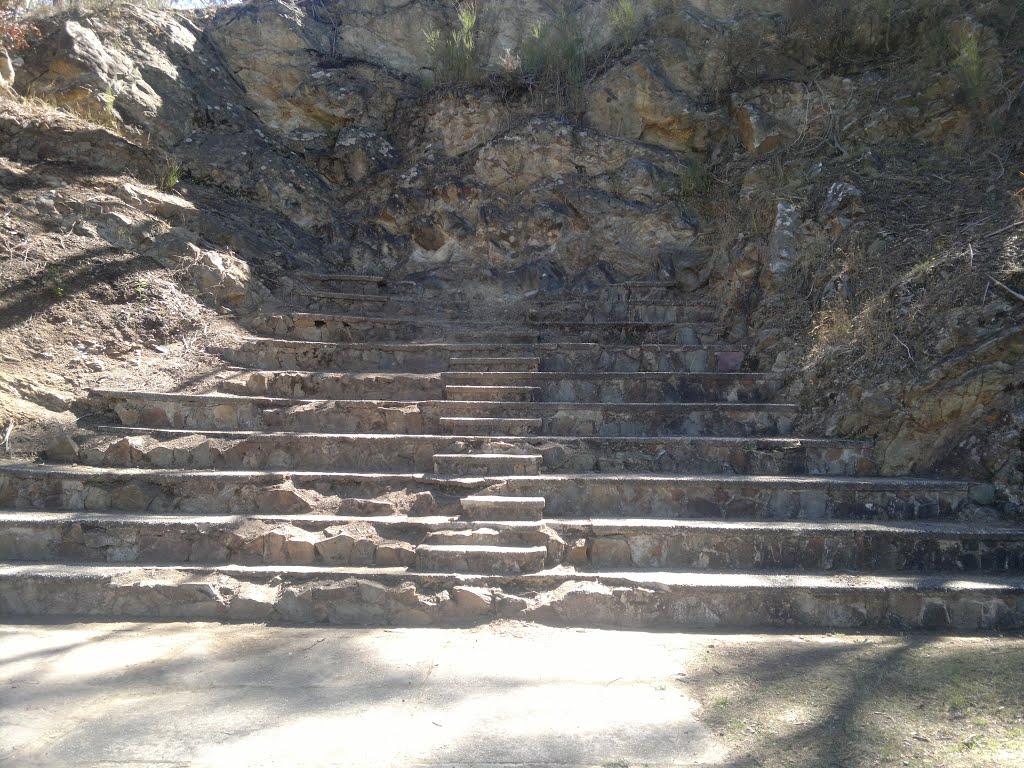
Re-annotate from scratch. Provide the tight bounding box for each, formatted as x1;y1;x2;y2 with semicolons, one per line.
988;274;1024;303
980;220;1024;242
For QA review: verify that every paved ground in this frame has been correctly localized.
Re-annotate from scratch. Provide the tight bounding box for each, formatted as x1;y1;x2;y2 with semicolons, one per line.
0;620;725;768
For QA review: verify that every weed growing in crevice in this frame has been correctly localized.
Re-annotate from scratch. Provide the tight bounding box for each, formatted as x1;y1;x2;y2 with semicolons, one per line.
425;1;479;85
158;157;181;191
609;0;640;49
521;4;588;113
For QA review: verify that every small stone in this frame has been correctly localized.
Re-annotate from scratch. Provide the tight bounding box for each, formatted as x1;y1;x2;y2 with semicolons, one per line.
45;434;80;463
350;537;377;566
375;543;415;567
591;537;633;568
285;533;318;565
495;592;529;617
449;586;493;617
409;491;436;515
315;534;355;563
229;583;279;621
566;538;589;567
968;483;996;506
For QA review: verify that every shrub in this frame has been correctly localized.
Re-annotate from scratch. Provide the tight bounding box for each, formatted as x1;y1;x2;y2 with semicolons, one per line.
159;157;181;190
1;1;36;51
425;1;479;85
609;0;639;49
521;4;588;112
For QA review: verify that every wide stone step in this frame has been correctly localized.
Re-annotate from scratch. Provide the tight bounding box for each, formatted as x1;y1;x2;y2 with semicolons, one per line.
92;390;798;437
236;395;794;438
218;338;746;374
2;512;1022;573
0;464;981;520
438;418;543;436
224;370;783;403
461;496;546;521
1;562;1021;629
563;518;1024;572
0;511;417;567
444;385;540;402
291;293;716;323
449;357;541;372
247;312;722;345
84;429;874;476
415;544;548;574
432;453;543;476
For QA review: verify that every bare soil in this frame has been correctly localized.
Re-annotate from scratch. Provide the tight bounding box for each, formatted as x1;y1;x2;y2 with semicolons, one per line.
690;634;1024;767
0;152;244;460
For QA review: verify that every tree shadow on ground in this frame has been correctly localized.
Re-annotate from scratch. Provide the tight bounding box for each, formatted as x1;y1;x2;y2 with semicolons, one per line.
0;620;723;767
686;631;1024;768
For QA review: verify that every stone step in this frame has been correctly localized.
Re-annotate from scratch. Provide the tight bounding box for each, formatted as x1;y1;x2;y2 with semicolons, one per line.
246;312;721;345
92;390;798;437
224;370;782;403
221;370;448;401
525;319;724;345
1;562;1021;629
444;385;541;402
0;464;982;521
2;512;1022;573
218;338;746;374
0;511;415;567
422;527;521;546
575;283;685;303
560;518;1024;572
285;273;387;296
421;526;554;550
526;300;719;324
432;453;543;476
292;290;388;305
437;418;543;436
449;357;541;372
461;496;546;521
84;429;874;475
291;292;716;322
414;545;548;574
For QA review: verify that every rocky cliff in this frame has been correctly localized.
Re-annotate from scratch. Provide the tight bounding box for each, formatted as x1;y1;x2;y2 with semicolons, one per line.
0;0;1021;512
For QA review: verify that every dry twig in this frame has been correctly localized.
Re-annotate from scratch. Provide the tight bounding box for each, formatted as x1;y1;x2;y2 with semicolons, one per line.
893;334;914;361
987;274;1024;303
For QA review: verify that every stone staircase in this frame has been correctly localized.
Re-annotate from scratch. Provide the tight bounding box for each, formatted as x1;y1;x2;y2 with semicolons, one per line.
1;274;1022;629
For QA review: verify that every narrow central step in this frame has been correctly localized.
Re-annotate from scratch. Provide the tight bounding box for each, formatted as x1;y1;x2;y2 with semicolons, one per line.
461;495;546;521
433;453;542;475
450;357;541;372
439;417;542;436
415;544;547;574
445;385;540;402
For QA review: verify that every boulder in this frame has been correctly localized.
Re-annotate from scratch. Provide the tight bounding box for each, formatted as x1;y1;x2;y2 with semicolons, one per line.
585;57;726;153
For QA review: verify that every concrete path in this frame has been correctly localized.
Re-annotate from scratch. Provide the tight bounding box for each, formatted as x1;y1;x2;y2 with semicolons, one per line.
0;620;725;768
